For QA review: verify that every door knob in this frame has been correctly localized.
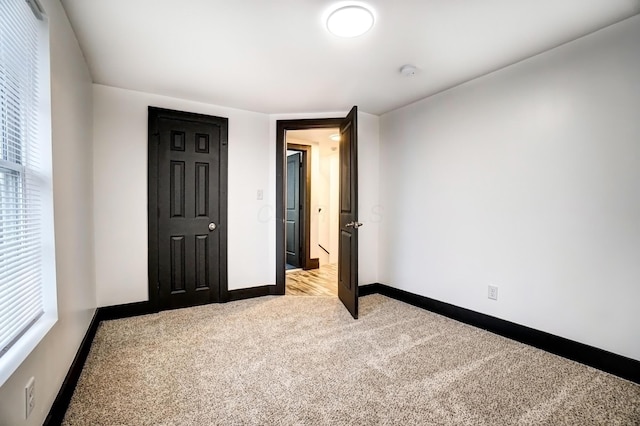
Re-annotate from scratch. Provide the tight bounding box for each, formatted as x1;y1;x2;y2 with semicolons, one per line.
208;223;217;231
345;221;363;229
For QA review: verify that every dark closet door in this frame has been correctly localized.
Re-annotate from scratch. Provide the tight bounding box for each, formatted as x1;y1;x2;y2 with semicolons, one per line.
149;107;228;310
286;152;302;267
338;106;360;319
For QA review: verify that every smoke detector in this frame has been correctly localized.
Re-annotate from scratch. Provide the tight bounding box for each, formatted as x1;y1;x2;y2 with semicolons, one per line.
400;64;418;77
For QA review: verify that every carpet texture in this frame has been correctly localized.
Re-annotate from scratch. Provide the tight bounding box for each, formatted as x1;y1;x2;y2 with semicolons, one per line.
64;295;640;425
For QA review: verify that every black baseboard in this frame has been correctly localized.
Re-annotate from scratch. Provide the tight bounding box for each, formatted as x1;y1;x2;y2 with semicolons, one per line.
304;258;320;270
359;283;382;297
97;301;155;321
96;287;282;318
44;310;101;426
226;285;279;302
363;283;640;385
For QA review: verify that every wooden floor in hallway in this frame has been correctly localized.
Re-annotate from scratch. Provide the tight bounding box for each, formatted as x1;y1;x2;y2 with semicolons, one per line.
286;263;337;296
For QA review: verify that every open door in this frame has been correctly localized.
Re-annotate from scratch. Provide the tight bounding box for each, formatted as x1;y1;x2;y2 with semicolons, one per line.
338;106;360;319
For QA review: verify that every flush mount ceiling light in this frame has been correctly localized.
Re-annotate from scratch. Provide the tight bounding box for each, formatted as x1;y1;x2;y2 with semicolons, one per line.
326;4;375;38
330;133;340;141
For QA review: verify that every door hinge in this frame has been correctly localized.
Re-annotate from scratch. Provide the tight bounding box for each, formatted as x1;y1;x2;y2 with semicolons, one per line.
158;207;160;218
157;282;161;293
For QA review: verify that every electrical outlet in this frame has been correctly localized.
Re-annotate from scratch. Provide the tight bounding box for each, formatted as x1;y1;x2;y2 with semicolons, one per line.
257;189;263;200
488;285;498;301
25;377;35;419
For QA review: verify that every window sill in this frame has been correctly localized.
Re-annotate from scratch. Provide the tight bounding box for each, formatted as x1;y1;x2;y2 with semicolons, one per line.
0;312;57;387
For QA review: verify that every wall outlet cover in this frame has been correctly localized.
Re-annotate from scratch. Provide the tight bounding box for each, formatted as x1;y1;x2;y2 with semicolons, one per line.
25;377;35;419
488;285;498;301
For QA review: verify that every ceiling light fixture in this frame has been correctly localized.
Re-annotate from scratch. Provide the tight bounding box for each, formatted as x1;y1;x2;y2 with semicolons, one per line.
326;4;375;38
330;133;340;141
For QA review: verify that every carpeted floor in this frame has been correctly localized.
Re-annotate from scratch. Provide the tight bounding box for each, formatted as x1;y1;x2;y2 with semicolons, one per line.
63;295;640;425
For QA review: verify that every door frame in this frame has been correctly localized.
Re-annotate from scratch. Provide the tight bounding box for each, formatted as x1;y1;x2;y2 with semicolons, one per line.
286;143;319;271
275;118;343;294
148;106;229;310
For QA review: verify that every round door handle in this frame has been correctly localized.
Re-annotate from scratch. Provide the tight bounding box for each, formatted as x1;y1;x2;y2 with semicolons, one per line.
208;223;217;231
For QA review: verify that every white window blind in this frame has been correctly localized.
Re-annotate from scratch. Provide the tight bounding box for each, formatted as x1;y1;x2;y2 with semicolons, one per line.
0;0;45;358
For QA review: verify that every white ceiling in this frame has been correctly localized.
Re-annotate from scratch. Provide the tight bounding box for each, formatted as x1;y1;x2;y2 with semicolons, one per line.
60;0;640;115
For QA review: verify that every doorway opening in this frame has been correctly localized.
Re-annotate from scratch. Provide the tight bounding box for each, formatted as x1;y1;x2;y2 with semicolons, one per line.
285;130;340;295
276;107;360;318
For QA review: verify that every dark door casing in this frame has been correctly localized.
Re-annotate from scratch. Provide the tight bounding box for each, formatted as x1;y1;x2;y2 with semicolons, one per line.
275;109;359;319
286;152;302;267
148;107;228;311
338;106;359;319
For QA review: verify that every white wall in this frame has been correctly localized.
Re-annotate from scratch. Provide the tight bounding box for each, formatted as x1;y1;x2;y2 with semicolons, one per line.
379;15;640;361
0;0;96;424
93;85;272;306
357;112;381;285
318;148;338;265
270;111;380;285
328;154;339;264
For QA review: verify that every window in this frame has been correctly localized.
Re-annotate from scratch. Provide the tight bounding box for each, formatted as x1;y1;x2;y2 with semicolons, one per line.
0;0;56;386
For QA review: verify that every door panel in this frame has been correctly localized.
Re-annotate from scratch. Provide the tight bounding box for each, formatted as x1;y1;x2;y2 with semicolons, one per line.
151;108;227;310
339;230;352;290
195;163;210;217
286;152;302;267
195;234;209;289
338;106;359;319
170;236;185;292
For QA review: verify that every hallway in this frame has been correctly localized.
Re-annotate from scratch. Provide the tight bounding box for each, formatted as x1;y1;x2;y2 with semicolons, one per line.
286;263;337;296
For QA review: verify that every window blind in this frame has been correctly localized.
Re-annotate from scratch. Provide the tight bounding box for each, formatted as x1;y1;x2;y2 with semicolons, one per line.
0;0;44;357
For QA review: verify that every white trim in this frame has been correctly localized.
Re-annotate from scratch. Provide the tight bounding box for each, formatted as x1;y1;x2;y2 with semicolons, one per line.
0;0;56;387
0;313;56;386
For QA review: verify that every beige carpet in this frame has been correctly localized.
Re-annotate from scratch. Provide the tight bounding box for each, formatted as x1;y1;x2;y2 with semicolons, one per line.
64;295;640;425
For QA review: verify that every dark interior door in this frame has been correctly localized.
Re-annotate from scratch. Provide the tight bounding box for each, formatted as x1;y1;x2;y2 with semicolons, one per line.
338;106;359;319
150;108;227;310
286;152;302;267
